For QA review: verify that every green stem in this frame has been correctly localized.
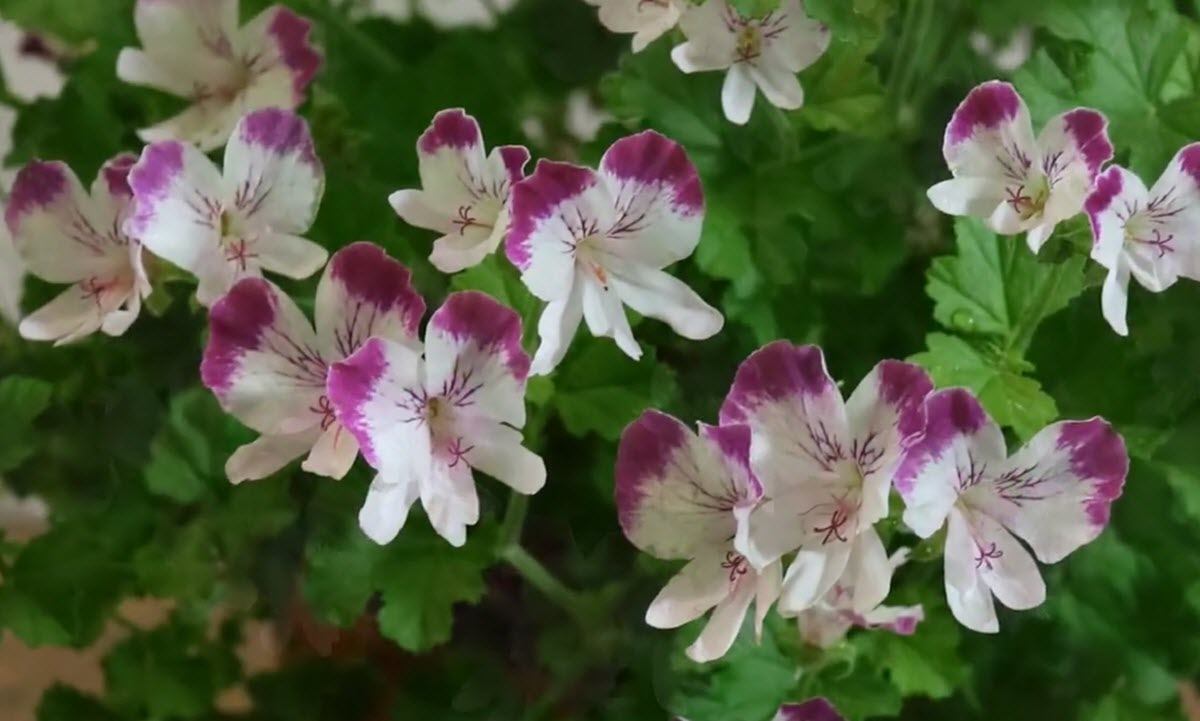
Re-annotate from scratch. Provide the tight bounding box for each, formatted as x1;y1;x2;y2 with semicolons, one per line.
499;544;591;626
1007;261;1069;355
499;492;529;547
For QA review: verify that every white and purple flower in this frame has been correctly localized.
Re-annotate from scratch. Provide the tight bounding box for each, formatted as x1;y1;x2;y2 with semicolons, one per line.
507;130;722;374
6;154;150;344
586;0;683;53
1085;143;1200;336
795;547;924;649
720;343;933;616
128;108;327;307
616;410;780;663
327;291;545;547
671;0;830;125
927;81;1113;253
895;388;1128;633
117;0;321;152
773;699;846;721
201;242;425;484
389;109;529;274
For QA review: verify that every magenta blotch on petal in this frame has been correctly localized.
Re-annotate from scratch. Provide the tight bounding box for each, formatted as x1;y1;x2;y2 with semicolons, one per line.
1055;418;1128;526
267;6;322;98
326;337;391;466
776;698;846;721
497;145;531;185
699;422;761;498
600;130;703;214
418;108;483;155
329;242;426;337
430;291;530;380
5;161;69;232
201;278;281;398
875;360;935;441
614;410;690;535
945;80;1022;146
236;108;319;166
894;388;989;495
1085;166;1124;240
1176;142;1200;185
1062;109;1113;177
126;141;186;236
719;341;834;425
507;160;599;271
101;153;139;199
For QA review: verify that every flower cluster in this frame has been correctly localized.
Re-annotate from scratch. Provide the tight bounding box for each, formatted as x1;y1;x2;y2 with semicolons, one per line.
588;0;830;125
928;80;1200;336
618;341;1126;659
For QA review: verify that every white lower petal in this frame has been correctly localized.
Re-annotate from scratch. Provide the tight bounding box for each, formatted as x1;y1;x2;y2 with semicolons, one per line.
1025;221;1056;253
645;551;731;629
255;233;329;279
685;580;756;663
466;423;546;494
778;543;852;615
302;424;360;480
721;65;756;125
225;431;317;484
844;527;891;614
359;474;421;545
609;261;723;341
1101;261;1131;336
943;510;999;633
581;274;641;360
926;177;1007;218
419;458;480;548
530;280;584;376
751;64;804;110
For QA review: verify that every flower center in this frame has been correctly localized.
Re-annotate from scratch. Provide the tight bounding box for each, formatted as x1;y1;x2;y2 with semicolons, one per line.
735;26;763;63
575;234;610;287
1004;174;1049;220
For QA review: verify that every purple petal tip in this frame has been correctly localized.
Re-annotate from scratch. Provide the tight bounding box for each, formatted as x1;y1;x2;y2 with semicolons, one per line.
267;6;322;98
1056;418;1128;527
201;278;280;398
601;130;704;214
418;108;483;156
776;698;846;721
6;161;70;232
236;108;319;167
720;341;833;425
329;242;425;337
507;160;598;271
946;81;1022;146
431;291;530;381
326;338;390;467
614;410;689;537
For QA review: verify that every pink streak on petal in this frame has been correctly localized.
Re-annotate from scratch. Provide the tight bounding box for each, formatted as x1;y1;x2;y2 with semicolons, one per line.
430;290;530;380
236;108;319;166
497;145;531;185
1062;108;1113;178
506;160;598;271
1084;166;1124;241
1056;418;1128;527
418;108;483;155
875;360;935;441
600;130;704;214
719;341;834;425
329;242;425;337
267;6;322;99
127;141;185;237
101;153;139;199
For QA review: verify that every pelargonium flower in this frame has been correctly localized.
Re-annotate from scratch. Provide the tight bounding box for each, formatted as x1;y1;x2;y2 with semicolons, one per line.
586;0;683;53
773;699;845;721
616;410;780;663
671;0;830;125
507;130;722;374
1085;144;1200;336
117;0;321;152
327;291;545;547
201;242;424;484
895;388;1128;633
927;81;1113;253
389;109;529;274
795;548;924;649
129;108;327;307
720;342;933;615
6;154;150;344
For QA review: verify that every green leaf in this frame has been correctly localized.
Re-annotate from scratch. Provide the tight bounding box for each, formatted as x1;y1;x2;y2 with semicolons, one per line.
926;218;1086;352
663;622;795;721
375;526;494;652
912;333;1059;439
143;389;251;503
858;606;966;700
304;531;384;627
36;685;122;721
0;375;54;471
0;588;72;646
553;344;678;441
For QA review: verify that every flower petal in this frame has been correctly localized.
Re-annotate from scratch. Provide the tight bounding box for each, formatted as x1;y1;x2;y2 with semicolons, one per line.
1035;108;1113;236
580;273;641;360
424;291;530;428
123;0;241;95
326;337;425;472
774;698;846;721
128;140;225;280
671;1;736;73
720;342;849;494
1100;261;1131;336
507;160;611;299
943;509;999;633
301;424;360;480
589;0;682;52
462;422;545;494
686;579;756;663
645;549;732;629
201;277;326;435
239;5;322;105
968;417;1127;564
225;430;318;484
840;526;891;614
418;455;479;548
771;0;831;72
18;283;113;345
359;473;421;545
1085;166;1141;271
947;508;1045;632
721;65;756;125
529;280;584;376
895;388;1007;538
596;130;704;268
314;241;425;359
7;161;123;283
224;108;324;236
843;360;934;520
615;410;741;559
135;101;244;154
778;543;852;615
751;64;804;111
